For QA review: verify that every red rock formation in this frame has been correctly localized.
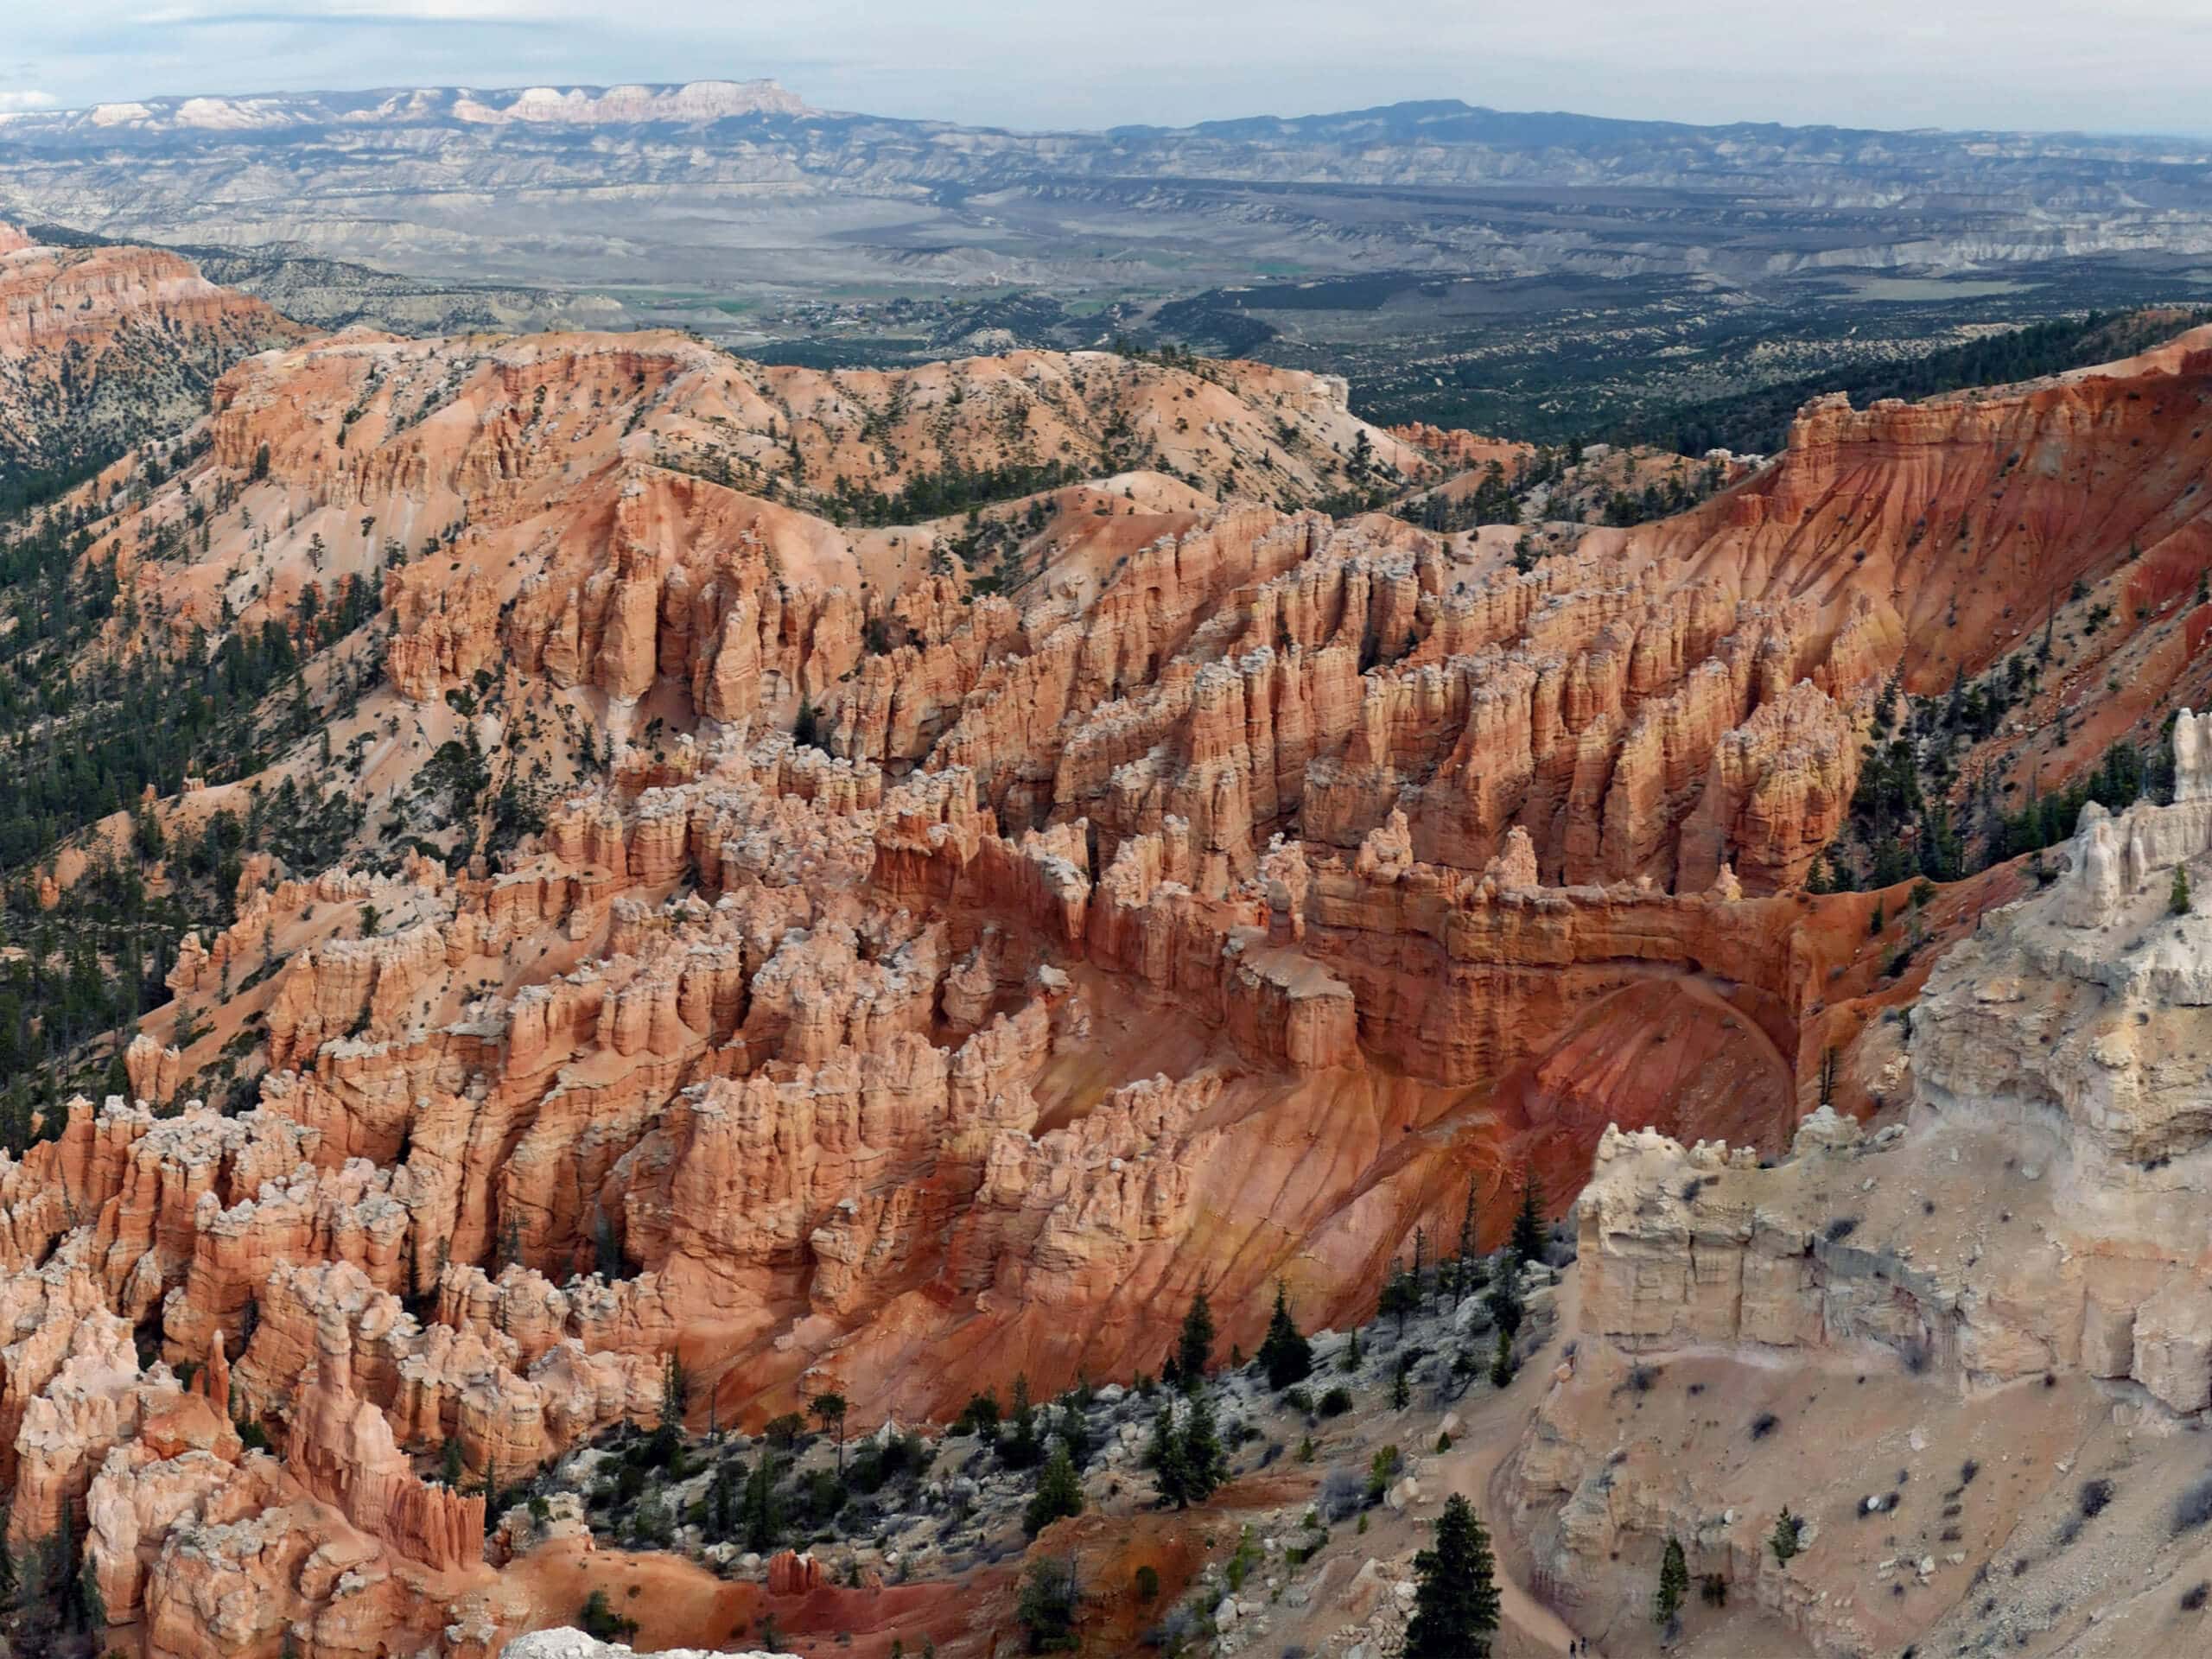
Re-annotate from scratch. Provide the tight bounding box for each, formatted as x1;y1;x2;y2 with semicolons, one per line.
0;232;303;475
765;1549;823;1596
1386;423;1535;473
26;315;2212;1659
283;1291;486;1572
0;237;298;362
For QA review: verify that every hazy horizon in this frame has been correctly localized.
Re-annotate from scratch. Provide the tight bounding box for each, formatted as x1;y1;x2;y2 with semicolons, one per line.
9;74;2212;149
10;2;2212;141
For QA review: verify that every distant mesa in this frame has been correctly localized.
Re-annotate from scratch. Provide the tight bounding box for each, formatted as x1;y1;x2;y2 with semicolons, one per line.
449;80;815;126
17;79;817;135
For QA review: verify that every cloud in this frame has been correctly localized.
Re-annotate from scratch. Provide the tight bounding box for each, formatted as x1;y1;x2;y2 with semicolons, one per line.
0;90;57;111
140;1;586;21
143;4;555;24
317;0;548;12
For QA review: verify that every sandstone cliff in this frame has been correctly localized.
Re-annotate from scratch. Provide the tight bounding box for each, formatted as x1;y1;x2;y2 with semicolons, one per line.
0;226;305;474
1510;713;2212;1656
26;318;2212;1659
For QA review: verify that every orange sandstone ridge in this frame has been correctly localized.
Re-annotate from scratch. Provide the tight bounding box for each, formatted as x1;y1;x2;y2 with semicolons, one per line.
18;315;2212;1656
0;224;305;470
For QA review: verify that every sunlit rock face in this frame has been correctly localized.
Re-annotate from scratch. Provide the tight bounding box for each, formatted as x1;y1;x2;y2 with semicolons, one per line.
29;277;2212;1656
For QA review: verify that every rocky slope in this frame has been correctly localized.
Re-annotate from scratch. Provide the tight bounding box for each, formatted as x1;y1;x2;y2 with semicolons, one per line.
16;318;2212;1657
0;224;305;486
181;247;636;340
1507;712;2212;1655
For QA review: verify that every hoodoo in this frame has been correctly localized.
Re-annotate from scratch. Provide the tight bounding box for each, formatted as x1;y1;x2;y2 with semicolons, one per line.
3;152;2212;1655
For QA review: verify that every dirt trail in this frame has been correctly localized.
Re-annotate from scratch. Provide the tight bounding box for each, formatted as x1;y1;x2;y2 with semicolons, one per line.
1465;1431;1577;1654
1453;1263;1582;1656
1245;1259;1592;1659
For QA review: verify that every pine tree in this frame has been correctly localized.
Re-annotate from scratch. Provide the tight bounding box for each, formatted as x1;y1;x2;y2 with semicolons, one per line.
1489;1325;1516;1389
1452;1177;1479;1304
810;1391;849;1478
1656;1535;1689;1624
1052;1398;1093;1468
1256;1282;1313;1391
581;1587;636;1643
661;1353;690;1428
1511;1164;1547;1262
1769;1507;1803;1565
1404;1492;1500;1657
1024;1444;1085;1537
1146;1399;1194;1508
1182;1387;1226;1503
955;1389;1002;1443
1177;1285;1215;1388
1016;1554;1080;1653
2174;863;2194;917
741;1449;783;1551
75;1554;105;1635
1379;1257;1420;1338
1001;1374;1041;1471
1484;1255;1524;1341
706;1460;737;1539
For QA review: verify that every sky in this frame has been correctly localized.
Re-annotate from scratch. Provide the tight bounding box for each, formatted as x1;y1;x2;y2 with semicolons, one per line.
7;1;2212;138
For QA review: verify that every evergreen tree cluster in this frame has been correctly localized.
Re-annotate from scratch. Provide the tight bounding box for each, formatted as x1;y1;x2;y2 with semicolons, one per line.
823;458;1085;528
1597;457;1729;528
1402;450;1570;534
0;492;381;871
1145;1387;1227;1510
1811;673;2177;893
1628;308;2212;457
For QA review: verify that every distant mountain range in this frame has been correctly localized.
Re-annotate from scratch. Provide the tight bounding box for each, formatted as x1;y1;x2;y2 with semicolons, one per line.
0;79;813;137
5;80;2212;294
